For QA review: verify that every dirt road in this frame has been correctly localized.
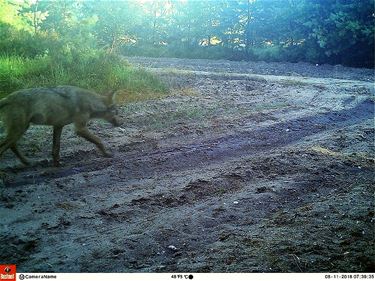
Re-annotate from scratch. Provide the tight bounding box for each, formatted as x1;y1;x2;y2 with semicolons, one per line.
1;57;374;272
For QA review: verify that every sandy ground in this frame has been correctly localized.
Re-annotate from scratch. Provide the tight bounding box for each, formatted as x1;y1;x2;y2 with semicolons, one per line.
0;57;374;272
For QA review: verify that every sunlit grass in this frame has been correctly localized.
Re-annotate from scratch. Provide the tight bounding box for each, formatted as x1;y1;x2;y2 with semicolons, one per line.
0;51;169;102
310;145;374;168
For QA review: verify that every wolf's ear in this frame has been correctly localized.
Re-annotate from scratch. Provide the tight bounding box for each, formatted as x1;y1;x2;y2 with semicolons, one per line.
105;90;117;106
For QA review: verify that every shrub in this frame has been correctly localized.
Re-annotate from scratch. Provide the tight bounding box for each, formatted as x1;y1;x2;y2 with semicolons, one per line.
0;51;168;101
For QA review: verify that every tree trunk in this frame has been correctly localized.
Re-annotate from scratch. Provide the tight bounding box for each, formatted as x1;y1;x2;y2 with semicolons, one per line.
33;0;39;34
245;0;251;59
109;33;116;54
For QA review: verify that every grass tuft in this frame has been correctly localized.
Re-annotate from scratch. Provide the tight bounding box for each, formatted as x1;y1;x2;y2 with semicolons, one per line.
0;51;168;102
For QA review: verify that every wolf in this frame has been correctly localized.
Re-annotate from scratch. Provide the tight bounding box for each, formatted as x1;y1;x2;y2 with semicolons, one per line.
0;85;122;167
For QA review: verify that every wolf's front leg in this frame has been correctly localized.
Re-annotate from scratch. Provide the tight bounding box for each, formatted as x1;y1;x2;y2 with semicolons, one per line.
74;125;112;158
52;126;63;166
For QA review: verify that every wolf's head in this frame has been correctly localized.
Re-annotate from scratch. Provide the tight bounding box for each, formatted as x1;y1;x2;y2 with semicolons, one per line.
100;90;122;127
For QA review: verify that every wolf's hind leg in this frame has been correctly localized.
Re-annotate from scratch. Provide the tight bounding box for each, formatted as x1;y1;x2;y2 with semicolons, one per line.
0;124;29;165
11;145;30;165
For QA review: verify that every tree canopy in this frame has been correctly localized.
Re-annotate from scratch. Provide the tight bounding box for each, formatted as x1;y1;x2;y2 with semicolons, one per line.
1;0;374;67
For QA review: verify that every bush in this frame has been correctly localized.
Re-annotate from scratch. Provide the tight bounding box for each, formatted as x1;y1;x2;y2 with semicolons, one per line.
0;20;168;101
122;44;233;60
248;45;282;62
0;50;168;101
0;23;54;58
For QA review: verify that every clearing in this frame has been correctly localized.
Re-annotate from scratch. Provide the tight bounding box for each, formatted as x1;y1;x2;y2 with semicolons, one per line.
0;57;374;272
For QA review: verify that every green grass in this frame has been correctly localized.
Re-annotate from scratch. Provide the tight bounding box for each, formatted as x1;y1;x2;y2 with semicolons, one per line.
0;51;169;101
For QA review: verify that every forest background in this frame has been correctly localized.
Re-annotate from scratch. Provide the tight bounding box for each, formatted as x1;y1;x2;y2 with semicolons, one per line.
0;0;374;98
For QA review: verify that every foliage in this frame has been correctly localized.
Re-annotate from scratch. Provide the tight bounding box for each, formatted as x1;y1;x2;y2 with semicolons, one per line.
0;0;373;68
0;50;168;100
0;0;168;101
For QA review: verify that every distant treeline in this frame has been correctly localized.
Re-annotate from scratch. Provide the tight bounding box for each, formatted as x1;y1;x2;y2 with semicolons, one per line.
1;0;374;67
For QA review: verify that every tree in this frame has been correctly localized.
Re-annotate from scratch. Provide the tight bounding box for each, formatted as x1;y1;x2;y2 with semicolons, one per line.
86;0;142;54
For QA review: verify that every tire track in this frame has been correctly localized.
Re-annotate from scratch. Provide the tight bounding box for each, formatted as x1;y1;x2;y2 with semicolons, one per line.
4;98;373;187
